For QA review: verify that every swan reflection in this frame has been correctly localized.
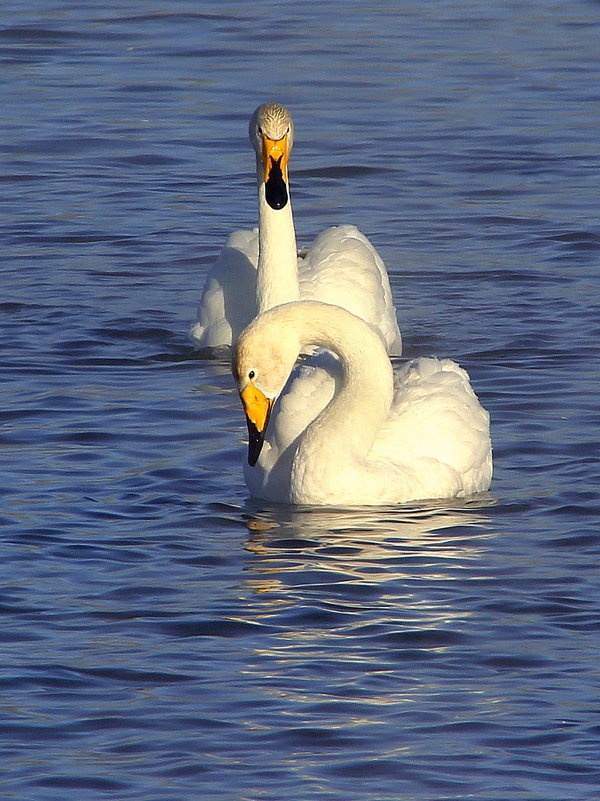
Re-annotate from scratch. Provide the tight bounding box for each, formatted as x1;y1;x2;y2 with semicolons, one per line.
241;495;496;604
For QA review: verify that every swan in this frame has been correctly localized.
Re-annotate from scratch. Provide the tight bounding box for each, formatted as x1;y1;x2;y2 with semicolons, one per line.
190;102;402;356
233;301;492;506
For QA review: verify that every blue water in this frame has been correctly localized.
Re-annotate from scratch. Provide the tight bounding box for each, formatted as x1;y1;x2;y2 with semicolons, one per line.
2;1;599;799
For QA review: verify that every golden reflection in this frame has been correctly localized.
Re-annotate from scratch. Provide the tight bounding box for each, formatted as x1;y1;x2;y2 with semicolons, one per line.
246;519;279;532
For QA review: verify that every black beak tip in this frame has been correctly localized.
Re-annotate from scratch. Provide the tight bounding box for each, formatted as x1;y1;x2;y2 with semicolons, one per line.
246;418;265;466
265;156;288;210
266;194;287;210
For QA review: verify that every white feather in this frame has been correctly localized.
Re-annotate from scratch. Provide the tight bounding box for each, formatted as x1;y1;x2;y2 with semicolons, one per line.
234;302;492;507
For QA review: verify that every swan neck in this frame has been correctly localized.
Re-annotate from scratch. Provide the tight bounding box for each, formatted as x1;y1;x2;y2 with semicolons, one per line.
256;174;299;313
292;305;394;498
308;311;393;437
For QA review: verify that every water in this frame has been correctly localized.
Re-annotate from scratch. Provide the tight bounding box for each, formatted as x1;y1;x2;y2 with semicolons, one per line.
1;1;599;799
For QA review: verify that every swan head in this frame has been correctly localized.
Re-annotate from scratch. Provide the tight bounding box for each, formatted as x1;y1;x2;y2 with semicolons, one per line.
233;306;301;465
249;103;294;211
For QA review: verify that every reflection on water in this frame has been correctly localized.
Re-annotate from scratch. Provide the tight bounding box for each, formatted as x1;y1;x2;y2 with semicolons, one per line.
240;499;496;626
245;494;495;533
243;496;496;551
232;498;512;783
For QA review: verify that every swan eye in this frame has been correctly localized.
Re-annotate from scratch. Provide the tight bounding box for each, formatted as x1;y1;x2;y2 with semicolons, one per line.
248;370;255;380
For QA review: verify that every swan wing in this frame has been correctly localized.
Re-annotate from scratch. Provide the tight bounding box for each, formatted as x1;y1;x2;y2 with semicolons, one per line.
372;357;492;497
298;224;402;354
190;229;259;353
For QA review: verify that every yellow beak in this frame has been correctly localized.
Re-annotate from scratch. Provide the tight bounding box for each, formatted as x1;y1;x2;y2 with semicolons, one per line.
261;133;290;184
240;382;273;466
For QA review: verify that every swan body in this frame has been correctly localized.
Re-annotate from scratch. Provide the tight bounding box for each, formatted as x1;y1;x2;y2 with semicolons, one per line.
234;301;492;507
190;103;402;356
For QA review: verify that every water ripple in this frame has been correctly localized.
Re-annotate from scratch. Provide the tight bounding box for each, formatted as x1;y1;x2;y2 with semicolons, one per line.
1;1;599;799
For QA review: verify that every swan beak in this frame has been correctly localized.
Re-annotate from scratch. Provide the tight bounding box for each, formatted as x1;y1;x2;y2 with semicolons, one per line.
240;383;273;466
262;134;289;210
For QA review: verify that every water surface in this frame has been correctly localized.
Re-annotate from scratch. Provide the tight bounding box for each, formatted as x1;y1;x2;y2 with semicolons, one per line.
1;1;599;799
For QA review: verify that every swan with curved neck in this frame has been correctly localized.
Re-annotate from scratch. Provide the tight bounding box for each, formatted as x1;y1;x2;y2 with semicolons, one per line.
234;301;492;506
191;103;402;356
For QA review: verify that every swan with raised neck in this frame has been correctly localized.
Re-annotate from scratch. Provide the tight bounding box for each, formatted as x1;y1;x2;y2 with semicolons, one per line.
191;103;402;356
249;102;299;313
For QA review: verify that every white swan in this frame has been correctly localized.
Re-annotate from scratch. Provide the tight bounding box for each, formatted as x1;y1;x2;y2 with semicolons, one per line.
234;301;492;506
190;103;402;356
